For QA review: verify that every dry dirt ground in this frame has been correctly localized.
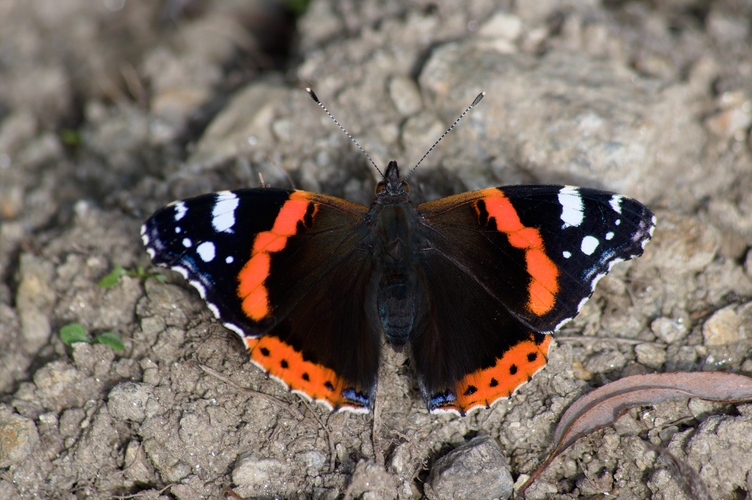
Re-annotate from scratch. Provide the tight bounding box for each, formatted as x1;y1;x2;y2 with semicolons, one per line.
2;1;752;499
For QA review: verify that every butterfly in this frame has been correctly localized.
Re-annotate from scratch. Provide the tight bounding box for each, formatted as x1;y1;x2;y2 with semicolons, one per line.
141;90;655;415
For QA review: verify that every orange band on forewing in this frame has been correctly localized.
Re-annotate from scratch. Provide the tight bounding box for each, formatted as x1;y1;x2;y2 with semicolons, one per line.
446;334;552;414
480;189;559;316
244;336;364;410
271;198;311;235
237;192;315;321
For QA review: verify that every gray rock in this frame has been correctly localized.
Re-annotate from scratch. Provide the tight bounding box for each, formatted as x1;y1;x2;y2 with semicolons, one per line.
232;454;294;499
425;435;513;500
584;350;628;375
703;306;742;346
634;343;666;369
418;43;705;203
0;405;40;468
108;382;153;422
16;253;55;354
344;460;398;500
651;317;688;344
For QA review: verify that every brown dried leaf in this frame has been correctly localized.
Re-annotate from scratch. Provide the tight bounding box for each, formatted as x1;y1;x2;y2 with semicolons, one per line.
520;372;752;496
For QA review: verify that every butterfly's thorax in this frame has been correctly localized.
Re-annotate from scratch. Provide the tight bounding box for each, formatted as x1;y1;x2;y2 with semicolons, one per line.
370;162;424;347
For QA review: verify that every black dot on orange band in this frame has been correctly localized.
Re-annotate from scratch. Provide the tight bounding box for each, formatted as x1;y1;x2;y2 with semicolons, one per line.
303;204;315;228
280;359;289;369
475;200;490;226
527;352;538;363
509;364;518;375
260;347;270;356
489;378;498;387
302;372;310;381
464;385;478;396
324;381;334;391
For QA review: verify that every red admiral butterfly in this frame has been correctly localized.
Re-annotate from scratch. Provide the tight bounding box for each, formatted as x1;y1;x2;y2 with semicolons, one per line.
142;90;655;415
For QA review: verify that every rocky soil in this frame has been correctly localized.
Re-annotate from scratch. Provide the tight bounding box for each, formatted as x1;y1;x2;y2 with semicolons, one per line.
1;1;752;498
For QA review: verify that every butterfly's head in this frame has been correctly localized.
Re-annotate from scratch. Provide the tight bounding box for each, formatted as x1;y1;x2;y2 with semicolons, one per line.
376;161;410;197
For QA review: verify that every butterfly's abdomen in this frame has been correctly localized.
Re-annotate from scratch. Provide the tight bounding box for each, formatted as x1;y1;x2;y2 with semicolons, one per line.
371;202;423;347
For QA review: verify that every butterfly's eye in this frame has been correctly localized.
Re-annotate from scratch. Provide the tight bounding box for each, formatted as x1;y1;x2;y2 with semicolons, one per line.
375;181;386;194
401;181;410;193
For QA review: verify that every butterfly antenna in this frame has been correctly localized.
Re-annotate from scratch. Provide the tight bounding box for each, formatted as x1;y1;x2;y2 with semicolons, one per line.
306;88;384;178
404;92;485;181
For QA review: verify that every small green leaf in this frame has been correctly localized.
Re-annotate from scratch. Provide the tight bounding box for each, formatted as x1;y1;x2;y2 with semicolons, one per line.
99;264;127;288
60;128;83;146
94;331;125;351
284;0;310;15
60;323;90;346
153;273;167;282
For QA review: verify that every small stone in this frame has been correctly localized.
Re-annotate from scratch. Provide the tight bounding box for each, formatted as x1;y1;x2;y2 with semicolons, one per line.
651;317;687;344
232;454;292;498
0;405;40;468
478;12;523;41
344;460;397;500
16;254;55;354
583;350;627;375
634;343;666;369
572;361;593;381
401;111;445;163
108;382;153;422
703;306;741;346
123;440;155;484
297;450;327;473
425;435;514;500
704;107;752;138
388;76;423;116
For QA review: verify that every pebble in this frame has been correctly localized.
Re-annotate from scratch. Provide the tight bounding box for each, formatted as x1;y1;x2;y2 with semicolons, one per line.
107;382;153;422
425;435;513;500
0;405;40;468
703;306;741;346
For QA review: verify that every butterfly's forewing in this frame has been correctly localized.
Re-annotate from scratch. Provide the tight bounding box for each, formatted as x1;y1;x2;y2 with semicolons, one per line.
142;189;381;411
414;185;655;414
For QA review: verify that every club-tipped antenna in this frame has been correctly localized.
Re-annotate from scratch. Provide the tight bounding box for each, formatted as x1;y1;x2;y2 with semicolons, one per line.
306;88;384;178
404;92;485;181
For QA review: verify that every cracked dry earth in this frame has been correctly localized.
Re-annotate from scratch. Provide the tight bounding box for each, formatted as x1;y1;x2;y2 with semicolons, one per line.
2;1;752;499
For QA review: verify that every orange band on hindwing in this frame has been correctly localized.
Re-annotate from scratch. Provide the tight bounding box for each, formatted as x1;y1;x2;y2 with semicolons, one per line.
477;189;560;316
450;334;552;414
237;192;315;321
244;337;364;411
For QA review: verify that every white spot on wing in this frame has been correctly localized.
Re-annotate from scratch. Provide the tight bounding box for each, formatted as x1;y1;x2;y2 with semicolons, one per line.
581;235;599;255
558;186;584;228
223;322;246;338
173;201;187;221
197;241;216;262
175;226;182;233
609;195;623;214
189;280;206;299
212;191;239;233
605;231;614;240
146;247;155;259
140;224;147;235
206;302;221;318
562;250;572;258
171;266;189;279
225;256;234;264
182;237;192;248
